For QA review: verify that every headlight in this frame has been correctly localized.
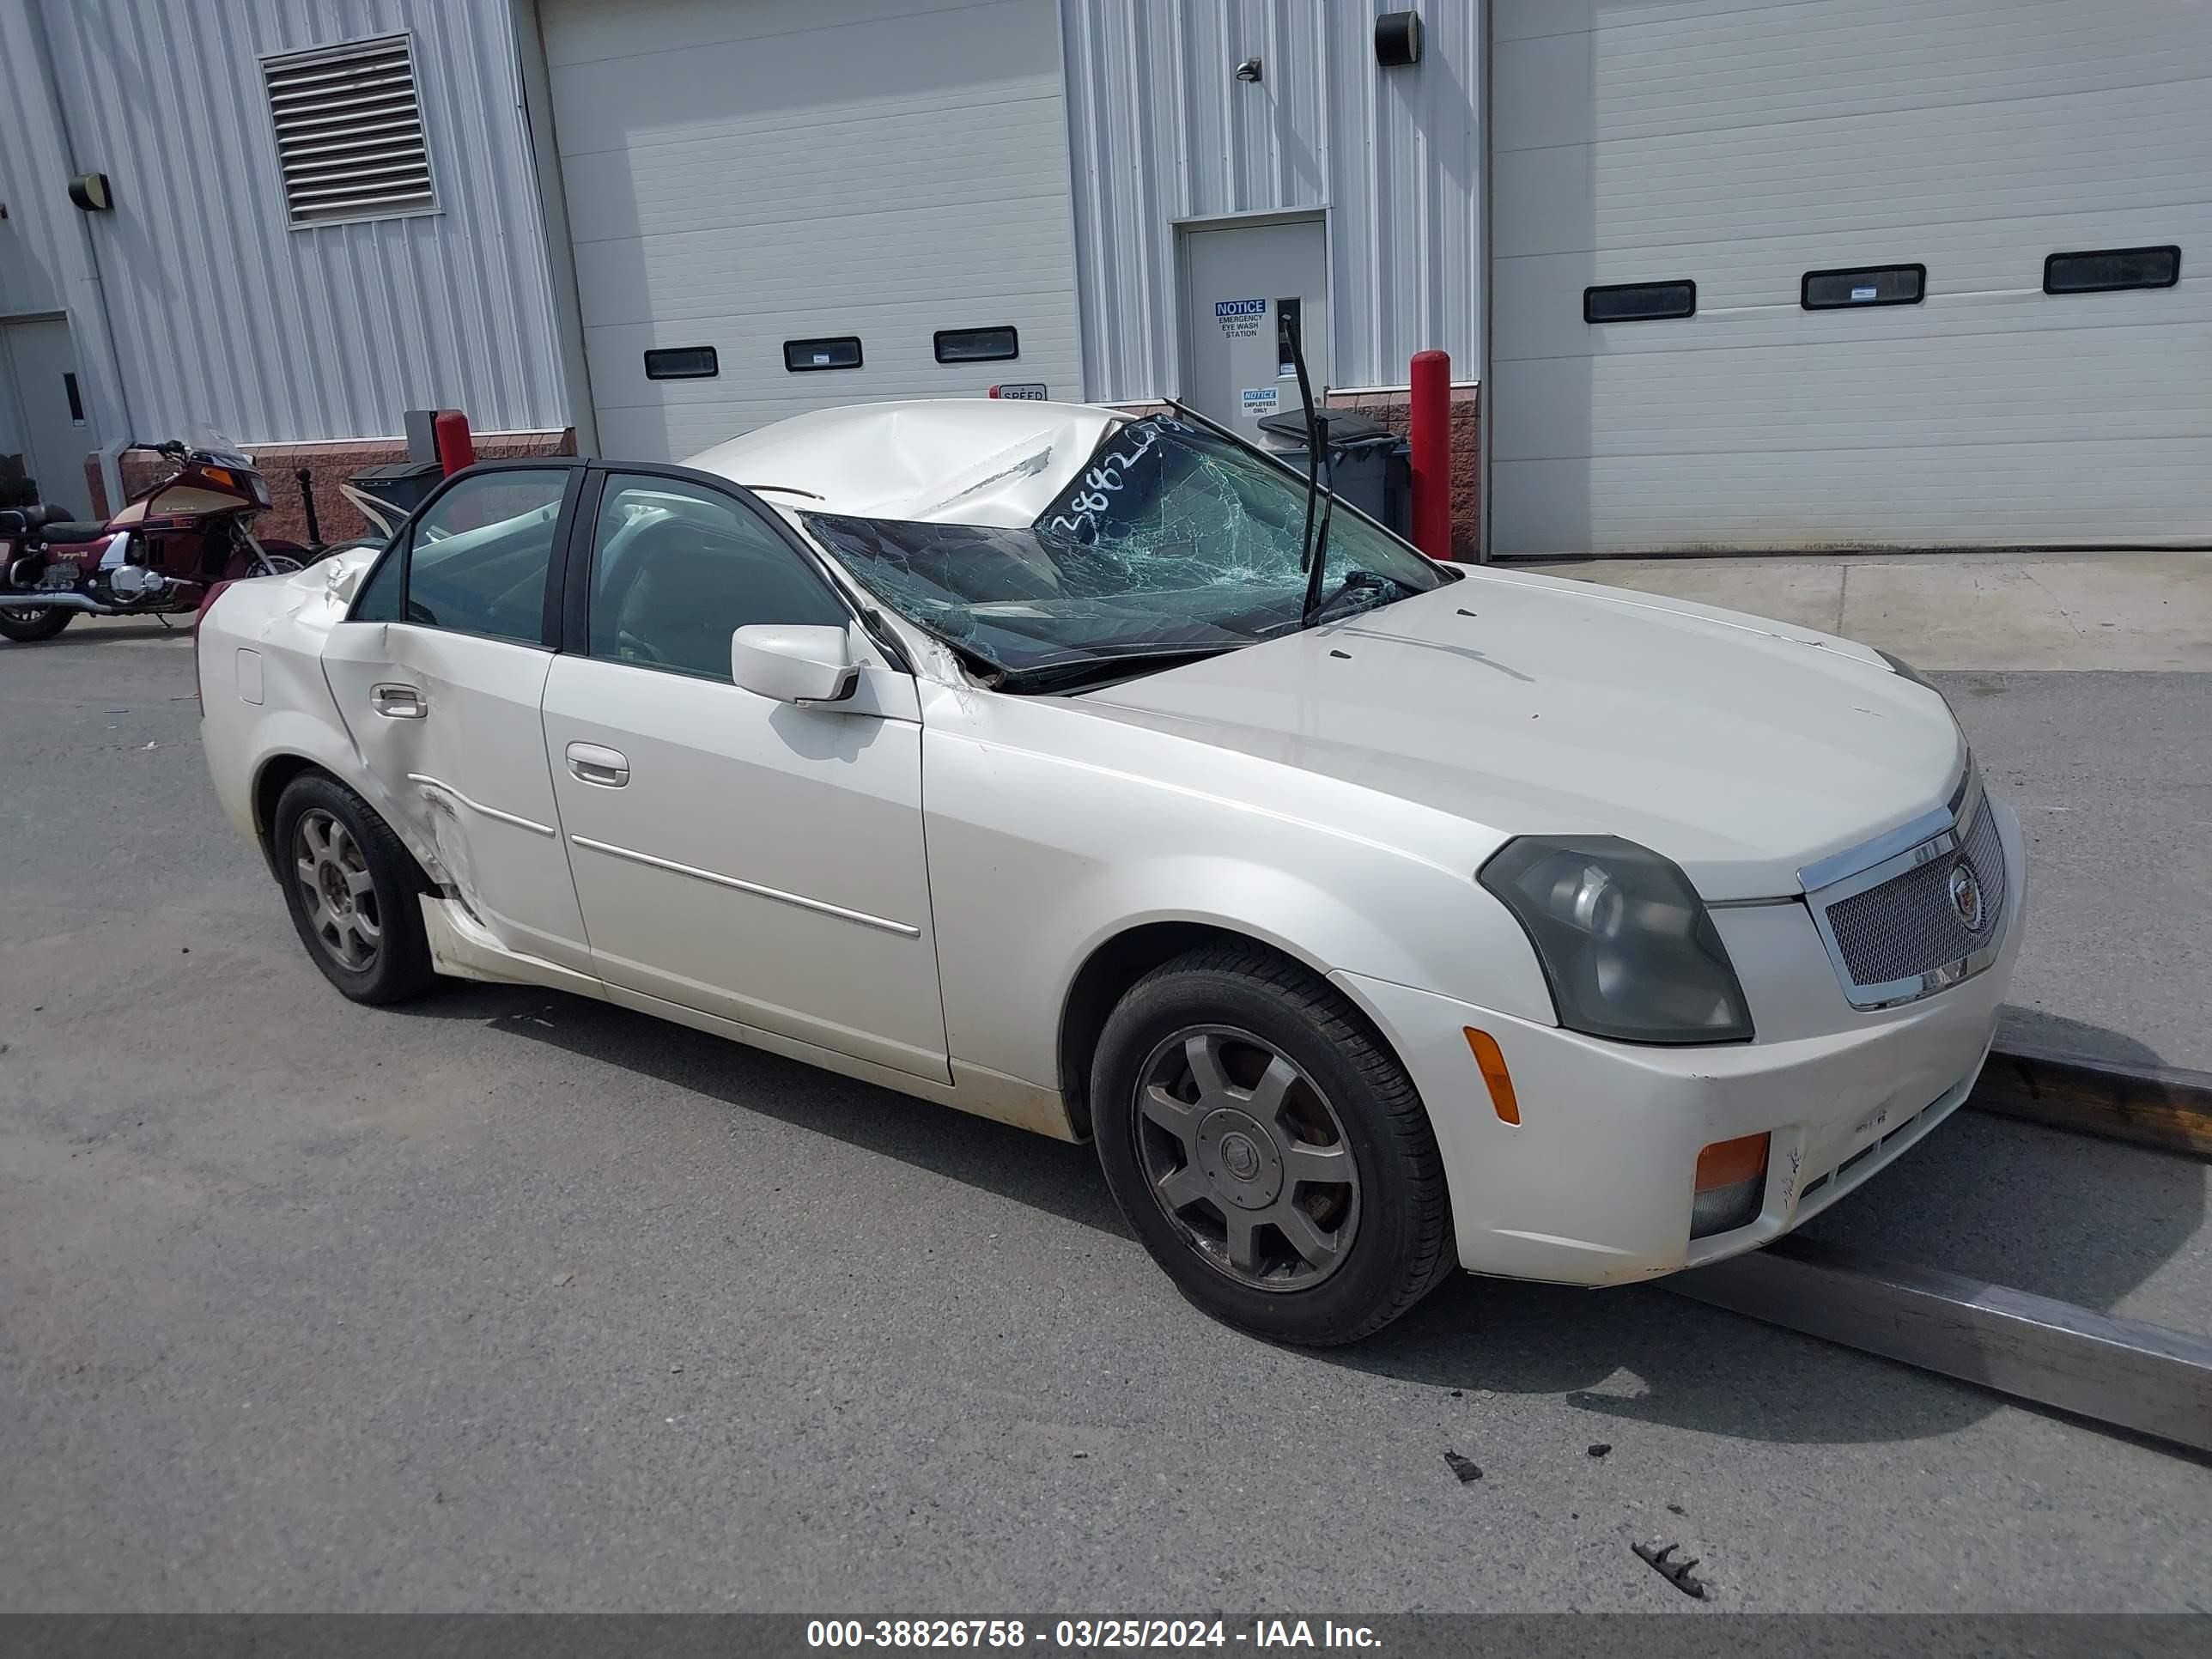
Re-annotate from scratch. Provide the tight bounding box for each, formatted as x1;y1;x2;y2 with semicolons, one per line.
1479;836;1754;1044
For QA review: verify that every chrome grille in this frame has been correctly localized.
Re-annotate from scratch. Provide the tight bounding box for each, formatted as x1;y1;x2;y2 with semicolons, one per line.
1826;797;2006;988
1802;768;2009;1010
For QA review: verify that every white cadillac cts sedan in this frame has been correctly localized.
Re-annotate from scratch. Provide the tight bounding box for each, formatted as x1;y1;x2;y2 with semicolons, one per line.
198;400;2024;1345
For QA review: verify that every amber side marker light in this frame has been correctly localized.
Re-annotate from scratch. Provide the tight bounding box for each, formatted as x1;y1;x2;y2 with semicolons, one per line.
1691;1131;1770;1239
1462;1028;1520;1125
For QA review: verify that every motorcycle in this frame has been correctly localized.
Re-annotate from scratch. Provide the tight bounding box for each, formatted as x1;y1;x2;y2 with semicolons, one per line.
0;427;313;643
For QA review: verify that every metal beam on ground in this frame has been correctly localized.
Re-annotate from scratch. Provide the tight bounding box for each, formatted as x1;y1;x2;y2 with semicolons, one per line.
1669;1236;2212;1455
1969;1044;2212;1158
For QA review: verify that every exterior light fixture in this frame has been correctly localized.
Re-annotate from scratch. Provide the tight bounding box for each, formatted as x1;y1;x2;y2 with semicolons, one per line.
1376;11;1424;68
1233;58;1262;83
68;173;113;211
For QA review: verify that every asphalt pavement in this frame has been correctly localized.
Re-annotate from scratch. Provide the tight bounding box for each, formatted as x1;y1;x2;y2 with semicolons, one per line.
2;621;2208;1613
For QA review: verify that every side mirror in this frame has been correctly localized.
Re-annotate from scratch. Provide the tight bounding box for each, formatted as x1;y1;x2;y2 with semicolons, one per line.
730;624;859;706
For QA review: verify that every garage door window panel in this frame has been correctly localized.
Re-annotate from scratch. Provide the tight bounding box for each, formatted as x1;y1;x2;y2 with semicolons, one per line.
1802;264;1925;310
643;346;719;380
354;468;571;646
934;326;1019;364
588;474;850;682
2044;246;2181;295
784;337;863;373
1583;281;1696;324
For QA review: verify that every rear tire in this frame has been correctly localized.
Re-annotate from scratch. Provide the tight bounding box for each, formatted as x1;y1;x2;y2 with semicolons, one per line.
1091;945;1455;1346
0;604;73;642
272;773;438;1005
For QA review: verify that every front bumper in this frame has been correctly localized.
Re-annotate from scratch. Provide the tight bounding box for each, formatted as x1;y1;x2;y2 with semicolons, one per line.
1334;799;2026;1287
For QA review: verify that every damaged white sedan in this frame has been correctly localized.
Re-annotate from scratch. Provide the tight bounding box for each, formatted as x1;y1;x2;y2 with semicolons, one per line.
198;398;2023;1345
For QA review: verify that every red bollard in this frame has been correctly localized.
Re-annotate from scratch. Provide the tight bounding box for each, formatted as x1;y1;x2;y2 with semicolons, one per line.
1409;349;1452;560
433;410;476;477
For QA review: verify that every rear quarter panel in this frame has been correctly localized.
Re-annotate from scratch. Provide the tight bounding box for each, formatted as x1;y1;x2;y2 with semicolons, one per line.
197;564;374;866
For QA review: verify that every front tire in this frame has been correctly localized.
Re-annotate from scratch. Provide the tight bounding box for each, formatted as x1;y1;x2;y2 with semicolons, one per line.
0;603;73;642
273;773;438;1005
1092;945;1455;1346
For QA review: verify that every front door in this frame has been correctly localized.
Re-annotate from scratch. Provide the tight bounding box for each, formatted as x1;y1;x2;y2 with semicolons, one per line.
541;470;948;1081
1180;216;1330;441
320;465;594;974
1;319;92;519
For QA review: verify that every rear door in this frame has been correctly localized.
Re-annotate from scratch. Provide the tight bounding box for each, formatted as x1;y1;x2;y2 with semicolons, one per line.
321;465;594;974
540;468;947;1080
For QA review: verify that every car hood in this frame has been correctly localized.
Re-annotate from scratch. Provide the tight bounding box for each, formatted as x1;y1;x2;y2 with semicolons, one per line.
1072;571;1966;901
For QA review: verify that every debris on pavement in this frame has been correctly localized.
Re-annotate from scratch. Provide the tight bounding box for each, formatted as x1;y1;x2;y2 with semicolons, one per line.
1634;1539;1709;1600
1587;1443;1613;1458
1443;1451;1483;1483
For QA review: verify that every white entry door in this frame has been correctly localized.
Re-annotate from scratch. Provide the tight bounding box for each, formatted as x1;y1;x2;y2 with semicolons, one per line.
1;319;91;520
1180;217;1330;441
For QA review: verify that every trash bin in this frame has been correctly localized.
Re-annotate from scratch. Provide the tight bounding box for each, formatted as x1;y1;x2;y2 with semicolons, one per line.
1255;409;1413;539
345;459;446;521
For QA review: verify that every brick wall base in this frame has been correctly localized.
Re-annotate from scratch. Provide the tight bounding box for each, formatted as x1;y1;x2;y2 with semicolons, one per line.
86;429;576;545
1326;385;1480;561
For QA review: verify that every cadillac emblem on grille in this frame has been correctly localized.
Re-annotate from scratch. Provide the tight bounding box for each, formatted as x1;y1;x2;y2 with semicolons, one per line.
1947;860;1986;933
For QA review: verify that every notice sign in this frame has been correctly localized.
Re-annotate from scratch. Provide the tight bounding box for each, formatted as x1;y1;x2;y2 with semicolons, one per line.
1240;386;1279;415
1216;298;1266;339
1850;286;1878;301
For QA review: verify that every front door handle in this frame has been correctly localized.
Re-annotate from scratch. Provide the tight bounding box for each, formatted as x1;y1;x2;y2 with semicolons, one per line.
370;682;427;719
566;741;630;787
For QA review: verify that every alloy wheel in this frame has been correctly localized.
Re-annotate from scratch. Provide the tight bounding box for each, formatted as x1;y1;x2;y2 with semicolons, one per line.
293;808;382;972
1133;1024;1361;1291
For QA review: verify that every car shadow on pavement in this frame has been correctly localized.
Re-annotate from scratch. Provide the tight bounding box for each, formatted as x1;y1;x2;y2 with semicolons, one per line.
408;981;1128;1237
411;986;2203;1450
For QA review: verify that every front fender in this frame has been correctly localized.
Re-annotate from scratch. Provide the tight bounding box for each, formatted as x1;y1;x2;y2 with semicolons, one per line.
920;698;1557;1089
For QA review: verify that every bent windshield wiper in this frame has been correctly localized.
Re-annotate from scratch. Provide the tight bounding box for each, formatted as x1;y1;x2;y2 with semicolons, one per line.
1281;313;1336;631
1306;568;1391;626
994;645;1237;695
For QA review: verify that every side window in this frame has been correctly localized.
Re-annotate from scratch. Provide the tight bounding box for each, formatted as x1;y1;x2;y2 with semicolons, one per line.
349;540;404;621
588;474;849;681
397;468;569;644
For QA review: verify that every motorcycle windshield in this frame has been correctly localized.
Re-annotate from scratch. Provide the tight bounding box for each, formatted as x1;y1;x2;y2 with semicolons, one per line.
183;422;254;469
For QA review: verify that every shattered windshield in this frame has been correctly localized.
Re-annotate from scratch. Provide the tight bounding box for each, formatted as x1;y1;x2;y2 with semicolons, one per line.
801;415;1443;688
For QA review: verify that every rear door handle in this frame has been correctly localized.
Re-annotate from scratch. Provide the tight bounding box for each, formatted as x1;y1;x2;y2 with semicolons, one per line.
566;741;630;787
370;682;427;719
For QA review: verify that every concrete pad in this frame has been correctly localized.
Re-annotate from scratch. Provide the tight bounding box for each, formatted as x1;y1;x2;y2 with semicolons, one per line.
1539;558;1847;635
1528;550;2212;672
1841;556;2212;672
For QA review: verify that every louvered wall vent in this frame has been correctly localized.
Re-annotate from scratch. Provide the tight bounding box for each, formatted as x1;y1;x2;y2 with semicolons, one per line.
262;33;436;228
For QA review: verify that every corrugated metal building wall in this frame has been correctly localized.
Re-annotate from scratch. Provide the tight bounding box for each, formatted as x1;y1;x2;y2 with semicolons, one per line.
1059;0;1482;402
19;0;568;447
0;5;65;323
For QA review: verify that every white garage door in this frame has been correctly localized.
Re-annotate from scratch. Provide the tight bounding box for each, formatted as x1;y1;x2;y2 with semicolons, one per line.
1486;0;2212;555
539;0;1083;462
